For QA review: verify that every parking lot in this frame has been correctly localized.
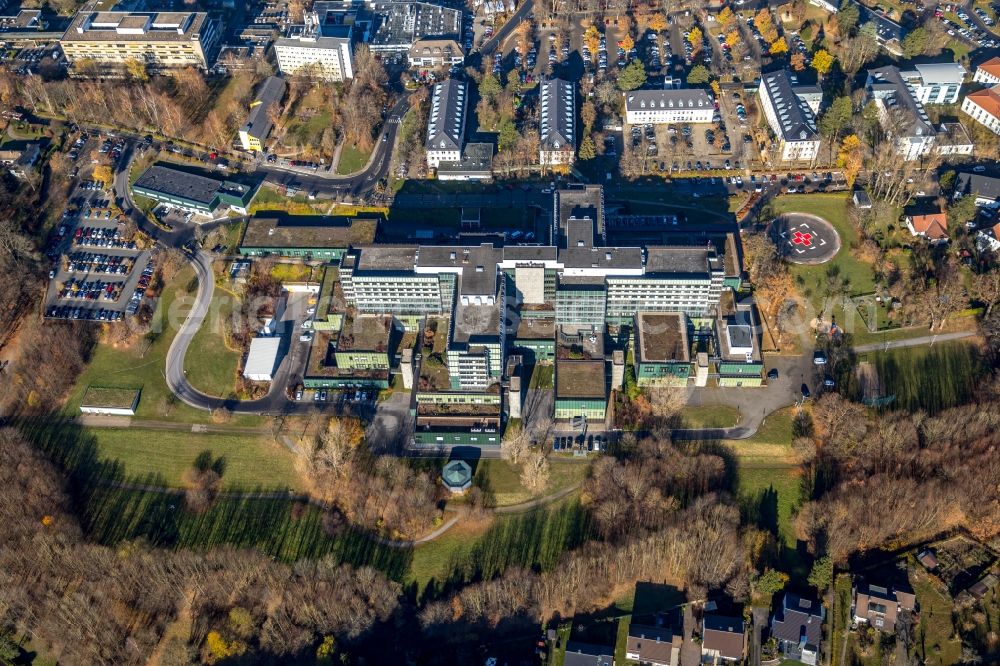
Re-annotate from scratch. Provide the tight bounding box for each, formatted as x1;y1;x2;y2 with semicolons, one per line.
43;181;153;322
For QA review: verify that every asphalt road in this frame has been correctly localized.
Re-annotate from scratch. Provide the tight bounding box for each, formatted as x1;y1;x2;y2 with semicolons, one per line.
162;248;312;415
255;96;408;200
478;0;534;55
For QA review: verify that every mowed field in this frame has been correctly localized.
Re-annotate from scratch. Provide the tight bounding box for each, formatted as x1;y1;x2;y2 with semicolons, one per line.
84;427;304;490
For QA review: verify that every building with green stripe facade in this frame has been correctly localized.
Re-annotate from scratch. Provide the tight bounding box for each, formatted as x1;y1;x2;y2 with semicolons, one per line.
132;164;258;214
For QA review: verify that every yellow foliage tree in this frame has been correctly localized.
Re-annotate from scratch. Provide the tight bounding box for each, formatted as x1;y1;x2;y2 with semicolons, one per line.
649;13;667;32
92;165;113;187
837;134;863;188
687;26;703;52
584;25;601;61
725;30;741;51
769;37;788;55
812;49;835;75
620;33;635;53
719;6;736;28
711;80;721;97
204;631;245;664
124;58;149;82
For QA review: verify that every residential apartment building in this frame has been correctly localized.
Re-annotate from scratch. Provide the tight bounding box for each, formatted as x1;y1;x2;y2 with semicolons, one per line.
274;3;354;81
238;76;286;152
865;66;937;161
758;70;821;163
973;57;1000;86
899;63;966;104
60;11;221;69
425;79;467;169
408;37;464;68
623;89;714;125
539;77;576;166
962;86;1000;135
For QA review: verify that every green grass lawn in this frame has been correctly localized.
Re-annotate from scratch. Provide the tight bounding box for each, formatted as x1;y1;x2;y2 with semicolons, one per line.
530;364;554;389
726;406;807;575
860;340;983;413
271;262;315;283
66;267;263;427
770;193;876;314
680;403;741;428
182;288;241;398
84;427;304;490
407;496;591;594
471;459;590;507
738;465;802;550
911;574;963;666
336;144;372;175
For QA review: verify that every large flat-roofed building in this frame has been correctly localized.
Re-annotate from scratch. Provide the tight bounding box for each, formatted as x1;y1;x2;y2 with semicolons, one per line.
539;77;576;166
368;1;462;53
555;359;607;420
437;142;493;181
274;3;354;81
60;11;221;69
900;63;966;104
239;214;378;258
426;79;467;169
132;164;258;215
865;66;937;161
634;312;691;387
624;88;714;125
758;69;820;163
239;76;286;151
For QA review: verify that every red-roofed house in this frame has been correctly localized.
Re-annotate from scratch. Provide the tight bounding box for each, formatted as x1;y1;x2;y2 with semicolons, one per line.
905;211;949;243
962;86;1000;135
974;57;1000;86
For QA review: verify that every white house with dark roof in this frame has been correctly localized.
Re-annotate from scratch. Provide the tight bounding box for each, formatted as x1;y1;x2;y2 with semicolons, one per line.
758;70;821;163
539;77;576;166
865;65;938;161
624;89;714;125
425;79;467;169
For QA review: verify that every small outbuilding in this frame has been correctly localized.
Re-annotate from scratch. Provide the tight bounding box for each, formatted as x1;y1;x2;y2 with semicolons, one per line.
441;460;472;493
79;386;141;416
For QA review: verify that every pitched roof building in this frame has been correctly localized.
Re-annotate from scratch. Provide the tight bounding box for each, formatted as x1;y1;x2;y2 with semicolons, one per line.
757;70;820;163
852;581;916;633
955;171;1000;207
408;37;464;67
626;623;681;666
539;77;576;166
974;56;1000;86
962;86;1000;136
865;65;937;161
624;88;715;125
905;211;949;242
563;641;614;666
771;593;825;666
425;79;468;169
239;76;286;152
701;614;745;663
